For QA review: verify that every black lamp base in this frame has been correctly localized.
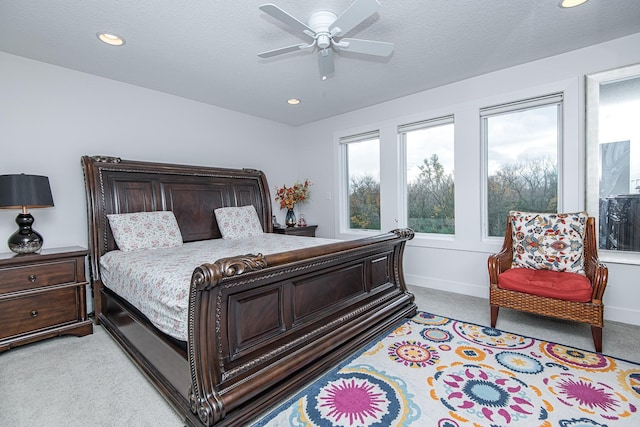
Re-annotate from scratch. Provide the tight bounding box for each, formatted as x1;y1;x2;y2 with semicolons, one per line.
8;213;43;254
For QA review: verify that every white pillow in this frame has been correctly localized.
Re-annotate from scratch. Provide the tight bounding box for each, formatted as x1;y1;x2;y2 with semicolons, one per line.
107;211;183;251
214;205;264;239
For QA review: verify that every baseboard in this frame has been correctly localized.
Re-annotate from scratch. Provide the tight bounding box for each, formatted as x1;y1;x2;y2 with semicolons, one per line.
405;274;488;299
601;305;640;326
405;274;640;327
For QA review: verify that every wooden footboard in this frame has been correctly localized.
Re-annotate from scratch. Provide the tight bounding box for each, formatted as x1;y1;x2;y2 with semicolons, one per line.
188;229;416;427
81;155;416;426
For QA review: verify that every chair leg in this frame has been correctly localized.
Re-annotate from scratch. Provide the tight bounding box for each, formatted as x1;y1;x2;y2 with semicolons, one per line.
490;305;499;328
591;325;603;353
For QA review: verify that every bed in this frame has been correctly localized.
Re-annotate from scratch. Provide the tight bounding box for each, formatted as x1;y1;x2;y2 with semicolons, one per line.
81;155;417;426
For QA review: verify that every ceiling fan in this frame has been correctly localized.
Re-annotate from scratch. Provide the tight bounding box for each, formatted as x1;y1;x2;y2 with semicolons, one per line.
257;0;394;80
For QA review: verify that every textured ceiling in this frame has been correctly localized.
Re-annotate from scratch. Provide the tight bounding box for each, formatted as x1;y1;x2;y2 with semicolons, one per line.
1;1;639;126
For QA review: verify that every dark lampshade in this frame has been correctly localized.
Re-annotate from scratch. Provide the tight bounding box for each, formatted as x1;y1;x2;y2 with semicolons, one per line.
0;174;54;254
0;174;54;209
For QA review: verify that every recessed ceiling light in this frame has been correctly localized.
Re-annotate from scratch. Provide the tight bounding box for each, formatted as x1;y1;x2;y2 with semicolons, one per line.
97;32;125;46
287;98;301;105
559;0;588;8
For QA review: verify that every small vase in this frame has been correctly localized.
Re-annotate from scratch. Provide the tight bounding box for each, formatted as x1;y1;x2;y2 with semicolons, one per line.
285;207;296;227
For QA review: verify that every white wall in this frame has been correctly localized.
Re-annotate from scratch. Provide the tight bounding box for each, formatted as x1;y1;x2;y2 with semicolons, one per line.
0;52;298;252
296;32;640;326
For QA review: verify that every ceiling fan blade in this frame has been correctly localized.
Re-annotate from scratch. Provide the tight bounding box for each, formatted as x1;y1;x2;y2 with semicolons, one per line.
318;49;334;80
258;43;310;58
329;0;381;37
259;4;315;35
337;38;394;57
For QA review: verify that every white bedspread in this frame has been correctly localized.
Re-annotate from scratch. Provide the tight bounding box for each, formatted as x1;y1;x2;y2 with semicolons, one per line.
100;233;337;341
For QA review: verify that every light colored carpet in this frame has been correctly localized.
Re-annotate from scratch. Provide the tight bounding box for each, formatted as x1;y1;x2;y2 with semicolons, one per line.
0;322;183;427
1;286;638;426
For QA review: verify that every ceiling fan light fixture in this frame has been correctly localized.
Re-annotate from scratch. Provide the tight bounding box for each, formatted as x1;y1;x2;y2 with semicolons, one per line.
559;0;588;8
317;33;331;50
258;0;392;79
318;48;334;81
97;32;125;46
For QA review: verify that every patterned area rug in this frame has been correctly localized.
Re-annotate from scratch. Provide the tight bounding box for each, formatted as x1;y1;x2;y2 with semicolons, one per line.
252;312;640;426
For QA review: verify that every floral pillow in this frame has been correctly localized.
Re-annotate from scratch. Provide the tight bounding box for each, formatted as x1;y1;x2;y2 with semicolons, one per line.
510;211;588;274
214;205;264;239
107;211;183;251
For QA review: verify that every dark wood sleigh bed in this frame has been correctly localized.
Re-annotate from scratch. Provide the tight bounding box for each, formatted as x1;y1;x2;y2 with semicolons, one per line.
81;155;417;426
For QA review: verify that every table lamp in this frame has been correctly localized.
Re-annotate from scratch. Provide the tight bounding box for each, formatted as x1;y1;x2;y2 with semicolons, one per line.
0;174;54;254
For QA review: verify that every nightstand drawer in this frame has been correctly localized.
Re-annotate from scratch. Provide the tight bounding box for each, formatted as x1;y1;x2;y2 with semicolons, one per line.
0;260;78;294
0;287;78;340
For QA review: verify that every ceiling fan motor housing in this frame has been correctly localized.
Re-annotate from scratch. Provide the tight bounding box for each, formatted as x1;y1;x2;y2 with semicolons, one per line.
309;10;338;49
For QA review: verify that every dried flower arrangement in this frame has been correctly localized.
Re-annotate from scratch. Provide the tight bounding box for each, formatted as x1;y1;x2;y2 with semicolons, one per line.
274;180;311;209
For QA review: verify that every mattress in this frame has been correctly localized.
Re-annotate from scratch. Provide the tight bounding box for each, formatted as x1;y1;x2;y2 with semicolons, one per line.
99;233;337;341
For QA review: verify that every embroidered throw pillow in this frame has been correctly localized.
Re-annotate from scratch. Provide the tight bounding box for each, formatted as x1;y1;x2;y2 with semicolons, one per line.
510;211;588;275
107;211;183;251
214;205;264;239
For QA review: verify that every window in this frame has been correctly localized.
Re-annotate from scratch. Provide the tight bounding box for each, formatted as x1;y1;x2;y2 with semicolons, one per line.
587;63;640;262
340;131;380;231
400;116;455;234
481;94;563;237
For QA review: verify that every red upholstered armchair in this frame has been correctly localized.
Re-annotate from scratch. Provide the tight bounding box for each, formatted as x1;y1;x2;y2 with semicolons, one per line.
488;212;609;352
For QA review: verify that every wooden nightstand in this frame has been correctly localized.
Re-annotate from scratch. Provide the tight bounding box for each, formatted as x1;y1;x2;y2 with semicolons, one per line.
273;225;318;237
0;246;93;352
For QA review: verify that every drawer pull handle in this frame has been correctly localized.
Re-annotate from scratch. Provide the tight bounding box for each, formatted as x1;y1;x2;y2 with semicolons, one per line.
30;310;39;318
29;274;37;282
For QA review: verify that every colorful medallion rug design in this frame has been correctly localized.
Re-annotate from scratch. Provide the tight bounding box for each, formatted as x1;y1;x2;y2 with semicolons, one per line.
251;312;640;426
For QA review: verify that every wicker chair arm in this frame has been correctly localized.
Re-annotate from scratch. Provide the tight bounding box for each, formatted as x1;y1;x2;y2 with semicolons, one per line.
488;249;513;284
587;258;608;302
488;216;514;284
582;217;608;302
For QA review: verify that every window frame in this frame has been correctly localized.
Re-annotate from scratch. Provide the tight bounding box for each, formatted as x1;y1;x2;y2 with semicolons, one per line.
398;115;455;236
338;130;381;234
480;93;565;239
586;63;640;265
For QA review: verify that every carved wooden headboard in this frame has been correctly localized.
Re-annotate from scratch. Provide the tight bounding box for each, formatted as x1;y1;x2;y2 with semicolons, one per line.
81;155;272;281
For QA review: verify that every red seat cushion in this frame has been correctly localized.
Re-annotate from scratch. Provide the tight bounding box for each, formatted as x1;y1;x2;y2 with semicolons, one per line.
498;268;592;302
